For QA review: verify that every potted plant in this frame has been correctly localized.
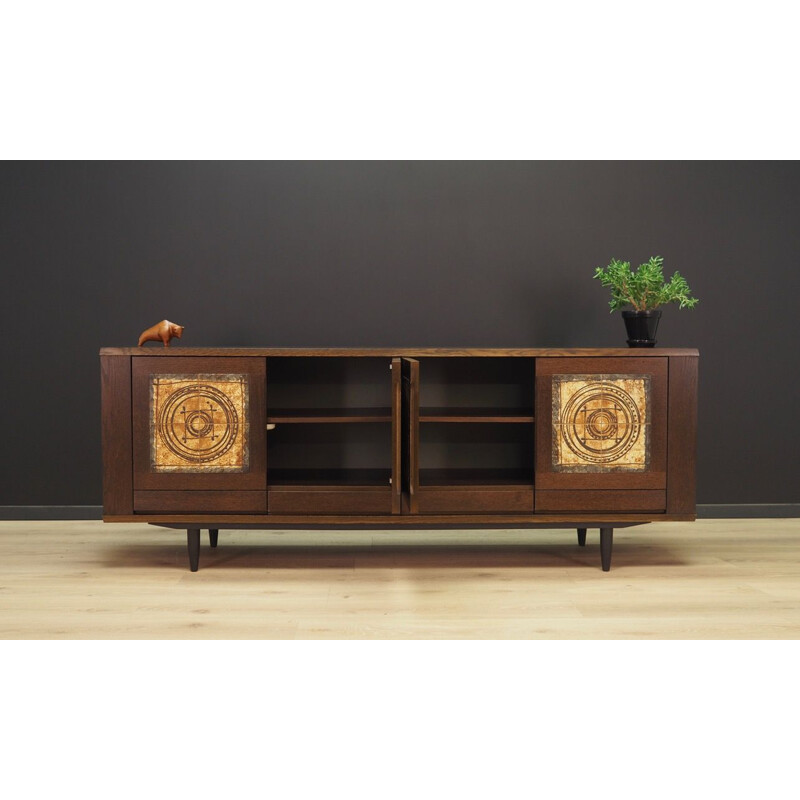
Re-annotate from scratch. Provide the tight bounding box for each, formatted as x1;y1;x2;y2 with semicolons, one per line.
593;255;699;347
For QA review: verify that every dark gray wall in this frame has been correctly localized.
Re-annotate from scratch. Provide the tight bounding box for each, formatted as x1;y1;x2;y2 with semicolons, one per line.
2;161;798;506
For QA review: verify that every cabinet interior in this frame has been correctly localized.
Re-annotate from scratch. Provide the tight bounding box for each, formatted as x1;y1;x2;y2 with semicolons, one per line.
267;424;392;487
418;357;534;420
265;356;536;492
419;423;534;486
266;358;392;489
267;357;391;420
417;358;535;488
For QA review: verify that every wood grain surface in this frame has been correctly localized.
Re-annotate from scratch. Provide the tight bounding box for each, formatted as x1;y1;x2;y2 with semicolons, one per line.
535;489;666;513
100;354;133;515
417;486;534;514
268;487;393;515
133;491;267;513
2;519;797;639
667;355;699;514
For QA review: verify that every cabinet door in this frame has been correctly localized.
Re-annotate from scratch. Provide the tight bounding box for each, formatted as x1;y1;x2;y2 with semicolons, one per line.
132;357;267;512
401;357;534;515
391;357;403;514
535;358;667;513
401;357;420;513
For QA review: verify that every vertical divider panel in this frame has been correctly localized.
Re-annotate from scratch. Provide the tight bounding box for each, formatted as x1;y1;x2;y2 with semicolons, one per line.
401;358;420;514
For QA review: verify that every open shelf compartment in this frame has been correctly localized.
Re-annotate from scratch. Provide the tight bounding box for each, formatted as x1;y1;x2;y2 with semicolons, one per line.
267;357;393;417
266;358;400;514
418;357;534;422
415;416;535;514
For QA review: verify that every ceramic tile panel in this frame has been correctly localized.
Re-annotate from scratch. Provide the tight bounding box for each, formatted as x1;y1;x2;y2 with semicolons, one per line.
552;374;649;472
150;374;249;472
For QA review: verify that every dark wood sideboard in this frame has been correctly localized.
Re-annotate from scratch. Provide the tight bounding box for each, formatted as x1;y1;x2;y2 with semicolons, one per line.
100;348;698;571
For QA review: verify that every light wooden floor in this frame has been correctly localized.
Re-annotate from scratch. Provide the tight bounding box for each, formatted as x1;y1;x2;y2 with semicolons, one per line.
1;519;798;639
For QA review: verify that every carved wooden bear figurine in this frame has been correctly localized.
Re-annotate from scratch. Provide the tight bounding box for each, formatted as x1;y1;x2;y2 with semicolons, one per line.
138;320;185;347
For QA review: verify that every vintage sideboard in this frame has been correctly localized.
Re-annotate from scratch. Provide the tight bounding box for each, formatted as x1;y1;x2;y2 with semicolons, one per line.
100;348;698;571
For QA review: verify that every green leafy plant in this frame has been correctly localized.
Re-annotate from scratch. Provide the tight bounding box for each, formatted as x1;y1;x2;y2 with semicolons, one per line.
593;256;699;312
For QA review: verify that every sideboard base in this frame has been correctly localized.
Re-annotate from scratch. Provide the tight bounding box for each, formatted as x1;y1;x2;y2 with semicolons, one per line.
105;517;695;572
165;522;637;572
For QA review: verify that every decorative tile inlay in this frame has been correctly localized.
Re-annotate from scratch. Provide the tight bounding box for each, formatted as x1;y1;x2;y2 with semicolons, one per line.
552;374;650;472
150;374;249;472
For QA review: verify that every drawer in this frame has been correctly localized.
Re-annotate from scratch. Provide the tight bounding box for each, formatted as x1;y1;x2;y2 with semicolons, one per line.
134;490;267;513
268;486;393;515
417;485;534;514
535;490;666;513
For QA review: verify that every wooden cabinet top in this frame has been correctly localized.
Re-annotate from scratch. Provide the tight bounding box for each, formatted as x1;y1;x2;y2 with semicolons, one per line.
101;347;699;357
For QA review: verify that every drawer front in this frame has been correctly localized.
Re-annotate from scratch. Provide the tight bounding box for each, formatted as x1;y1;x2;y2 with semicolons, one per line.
268;487;393;515
418;486;534;514
134;491;267;513
535;490;666;513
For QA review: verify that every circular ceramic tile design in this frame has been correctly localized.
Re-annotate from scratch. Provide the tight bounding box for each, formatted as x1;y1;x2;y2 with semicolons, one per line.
157;384;239;463
560;382;641;464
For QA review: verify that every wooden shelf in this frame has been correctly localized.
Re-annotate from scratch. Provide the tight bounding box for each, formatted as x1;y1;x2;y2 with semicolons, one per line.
419;407;534;423
267;407;392;423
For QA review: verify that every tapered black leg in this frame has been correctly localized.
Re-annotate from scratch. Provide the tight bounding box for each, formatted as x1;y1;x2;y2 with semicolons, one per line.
600;527;613;572
209;529;219;548
187;528;200;572
577;528;587;547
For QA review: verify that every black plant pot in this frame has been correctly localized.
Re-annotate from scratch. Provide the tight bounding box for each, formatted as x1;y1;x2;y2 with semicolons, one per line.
622;310;662;348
